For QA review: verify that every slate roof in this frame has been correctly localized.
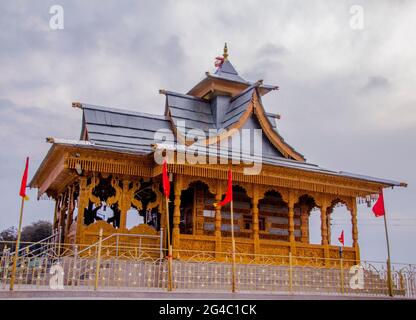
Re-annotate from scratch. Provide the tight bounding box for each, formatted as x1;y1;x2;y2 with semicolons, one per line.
221;86;256;128
164;91;215;135
214;60;248;83
82;104;172;153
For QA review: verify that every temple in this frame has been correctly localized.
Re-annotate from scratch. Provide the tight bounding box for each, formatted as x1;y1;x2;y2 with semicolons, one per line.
30;44;406;266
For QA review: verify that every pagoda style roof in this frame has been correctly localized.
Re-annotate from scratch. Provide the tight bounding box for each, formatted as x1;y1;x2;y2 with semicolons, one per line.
29;44;407;194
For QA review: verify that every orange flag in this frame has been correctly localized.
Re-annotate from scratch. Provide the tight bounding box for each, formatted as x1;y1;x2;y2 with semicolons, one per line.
214;169;233;207
162;160;170;198
372;191;385;217
19;157;29;201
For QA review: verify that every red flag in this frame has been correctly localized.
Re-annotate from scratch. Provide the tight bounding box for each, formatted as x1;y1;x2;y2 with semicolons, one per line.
214;56;224;68
214;169;233;207
338;230;344;246
19;157;29;201
162;160;170;198
372;191;385;217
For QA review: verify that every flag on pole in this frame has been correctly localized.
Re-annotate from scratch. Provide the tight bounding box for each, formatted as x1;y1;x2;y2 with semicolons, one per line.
19;157;29;201
372;191;385;217
214;169;233;208
162;160;170;199
338;230;344;246
215;56;224;68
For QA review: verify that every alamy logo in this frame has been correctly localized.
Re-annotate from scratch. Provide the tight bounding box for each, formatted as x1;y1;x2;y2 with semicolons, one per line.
49;5;64;30
349;264;365;290
349;5;364;30
49;263;65;290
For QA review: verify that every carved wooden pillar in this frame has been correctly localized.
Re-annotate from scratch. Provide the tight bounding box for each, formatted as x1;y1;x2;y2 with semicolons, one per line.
252;185;260;255
288;191;296;253
320;202;329;246
351;197;360;262
160;194;166;246
65;186;75;241
300;204;309;244
320;196;330;265
327;209;332;245
172;176;181;249
53;197;59;232
119;180;131;231
59;189;68;243
215;188;222;255
76;177;88;243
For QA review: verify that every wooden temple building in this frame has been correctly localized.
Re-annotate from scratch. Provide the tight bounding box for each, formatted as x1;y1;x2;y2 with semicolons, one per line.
29;44;406;265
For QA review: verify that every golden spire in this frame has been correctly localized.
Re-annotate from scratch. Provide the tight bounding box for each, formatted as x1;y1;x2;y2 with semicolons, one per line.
223;42;229;61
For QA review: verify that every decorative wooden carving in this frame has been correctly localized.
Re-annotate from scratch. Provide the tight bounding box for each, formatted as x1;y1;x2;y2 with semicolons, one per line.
128;224;158;235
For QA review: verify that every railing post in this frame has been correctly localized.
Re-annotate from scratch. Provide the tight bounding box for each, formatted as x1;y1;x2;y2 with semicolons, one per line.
116;234;119;258
2;246;9;288
289;252;293;293
57;226;62;259
94;228;103;291
340;258;344;295
159;228;164;259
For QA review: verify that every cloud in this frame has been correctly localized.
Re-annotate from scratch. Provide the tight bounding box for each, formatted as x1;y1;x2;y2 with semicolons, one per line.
359;76;390;94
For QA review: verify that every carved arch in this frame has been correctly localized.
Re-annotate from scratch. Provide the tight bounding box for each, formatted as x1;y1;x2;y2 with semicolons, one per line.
258;186;288;203
328;196;353;213
181;176;218;195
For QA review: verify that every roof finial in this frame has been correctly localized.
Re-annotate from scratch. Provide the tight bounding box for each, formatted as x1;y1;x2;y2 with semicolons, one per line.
223;42;229;61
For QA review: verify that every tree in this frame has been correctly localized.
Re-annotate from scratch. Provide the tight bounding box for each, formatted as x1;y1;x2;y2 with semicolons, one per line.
0;226;17;252
0;221;52;255
21;220;52;243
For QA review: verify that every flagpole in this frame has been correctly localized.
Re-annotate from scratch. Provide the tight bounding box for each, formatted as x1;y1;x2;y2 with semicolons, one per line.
9;197;25;291
165;194;173;292
230;198;236;293
383;210;393;296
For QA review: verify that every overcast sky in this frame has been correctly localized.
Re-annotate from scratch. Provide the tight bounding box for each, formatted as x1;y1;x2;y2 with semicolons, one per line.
0;0;415;264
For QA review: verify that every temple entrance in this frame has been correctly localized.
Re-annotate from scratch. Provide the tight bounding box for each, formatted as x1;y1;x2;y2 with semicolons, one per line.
179;187;194;235
179;181;215;236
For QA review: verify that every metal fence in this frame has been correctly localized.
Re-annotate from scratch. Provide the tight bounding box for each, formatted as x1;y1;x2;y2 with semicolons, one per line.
1;239;415;298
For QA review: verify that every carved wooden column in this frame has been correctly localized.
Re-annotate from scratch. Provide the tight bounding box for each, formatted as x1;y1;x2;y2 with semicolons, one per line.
76;177;88;243
320;202;329;246
214;187;222;256
320;196;330;265
288;190;296;253
300;204;309;244
52;197;59;232
160;194;167;247
172;176;181;250
252;185;260;255
327;209;332;245
65;186;75;242
59;189;68;243
351;197;360;262
119;180;131;231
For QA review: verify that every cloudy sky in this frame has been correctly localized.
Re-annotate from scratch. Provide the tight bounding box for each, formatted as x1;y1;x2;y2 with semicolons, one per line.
1;0;415;264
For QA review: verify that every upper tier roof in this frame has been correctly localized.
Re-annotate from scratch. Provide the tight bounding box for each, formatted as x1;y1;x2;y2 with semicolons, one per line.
187;44;278;98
